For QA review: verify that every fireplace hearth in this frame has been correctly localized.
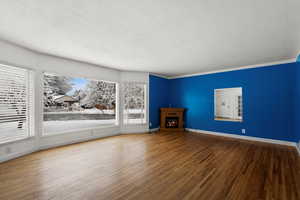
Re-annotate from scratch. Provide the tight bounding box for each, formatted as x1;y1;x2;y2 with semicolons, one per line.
160;108;184;132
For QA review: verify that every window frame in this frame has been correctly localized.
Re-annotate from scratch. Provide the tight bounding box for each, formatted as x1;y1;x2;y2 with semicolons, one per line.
214;87;243;122
41;71;119;136
121;81;148;126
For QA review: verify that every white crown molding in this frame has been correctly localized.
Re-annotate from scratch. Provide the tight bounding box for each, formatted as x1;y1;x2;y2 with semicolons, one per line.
150;73;170;79
186;128;297;147
168;58;297;79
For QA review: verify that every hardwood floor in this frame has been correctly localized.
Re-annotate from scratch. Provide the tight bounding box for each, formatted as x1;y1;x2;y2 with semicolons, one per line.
0;131;299;200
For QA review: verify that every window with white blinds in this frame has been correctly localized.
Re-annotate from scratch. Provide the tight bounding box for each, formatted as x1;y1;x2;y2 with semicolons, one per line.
0;64;33;144
122;82;147;125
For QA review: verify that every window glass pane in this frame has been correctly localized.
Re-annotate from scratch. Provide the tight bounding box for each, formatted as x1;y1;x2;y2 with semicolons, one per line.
0;64;32;144
122;82;146;124
43;73;117;135
214;87;243;122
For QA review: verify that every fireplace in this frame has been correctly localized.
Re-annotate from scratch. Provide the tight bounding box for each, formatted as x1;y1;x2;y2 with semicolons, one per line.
165;117;179;128
160;108;184;132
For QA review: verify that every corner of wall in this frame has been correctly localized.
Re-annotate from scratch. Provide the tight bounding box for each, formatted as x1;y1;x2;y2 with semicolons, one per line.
294;60;300;145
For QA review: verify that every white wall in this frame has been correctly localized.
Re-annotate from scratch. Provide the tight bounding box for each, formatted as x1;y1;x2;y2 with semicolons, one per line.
0;39;149;163
288;0;300;56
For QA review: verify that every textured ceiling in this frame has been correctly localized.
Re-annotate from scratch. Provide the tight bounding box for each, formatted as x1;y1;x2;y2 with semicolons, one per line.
0;0;299;76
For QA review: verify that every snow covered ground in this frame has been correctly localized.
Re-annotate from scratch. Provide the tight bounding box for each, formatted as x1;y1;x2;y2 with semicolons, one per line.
124;109;145;114
45;108;145;115
45;108;115;115
43;120;116;135
123;118;147;124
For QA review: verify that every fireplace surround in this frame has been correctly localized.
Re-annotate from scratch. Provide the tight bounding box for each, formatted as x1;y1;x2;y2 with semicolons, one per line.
160;108;184;132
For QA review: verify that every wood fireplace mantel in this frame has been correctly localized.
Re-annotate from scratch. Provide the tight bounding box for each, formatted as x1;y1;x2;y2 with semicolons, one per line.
160;108;185;132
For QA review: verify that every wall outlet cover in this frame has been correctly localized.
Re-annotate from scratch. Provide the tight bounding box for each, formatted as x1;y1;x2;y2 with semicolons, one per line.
242;129;246;134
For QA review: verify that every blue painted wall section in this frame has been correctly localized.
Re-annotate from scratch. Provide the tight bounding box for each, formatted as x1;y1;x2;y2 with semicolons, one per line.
168;63;298;142
149;75;170;129
149;62;299;142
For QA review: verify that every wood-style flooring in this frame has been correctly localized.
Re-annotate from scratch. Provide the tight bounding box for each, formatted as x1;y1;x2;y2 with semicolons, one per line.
0;131;299;200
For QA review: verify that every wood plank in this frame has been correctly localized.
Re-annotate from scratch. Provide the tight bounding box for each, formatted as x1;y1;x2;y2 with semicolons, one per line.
0;131;299;200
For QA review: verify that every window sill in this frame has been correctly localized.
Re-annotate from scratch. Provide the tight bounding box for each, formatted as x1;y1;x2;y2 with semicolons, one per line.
215;117;242;122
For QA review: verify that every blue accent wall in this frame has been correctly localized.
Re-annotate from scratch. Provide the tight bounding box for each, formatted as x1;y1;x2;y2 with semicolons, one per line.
167;63;298;142
149;75;170;129
149;62;300;142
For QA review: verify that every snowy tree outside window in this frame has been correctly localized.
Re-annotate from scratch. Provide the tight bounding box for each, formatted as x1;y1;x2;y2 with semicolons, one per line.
43;73;117;135
122;82;146;124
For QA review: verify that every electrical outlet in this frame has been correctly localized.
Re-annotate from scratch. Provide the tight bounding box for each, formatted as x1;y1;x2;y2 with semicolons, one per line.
149;122;152;127
242;129;246;134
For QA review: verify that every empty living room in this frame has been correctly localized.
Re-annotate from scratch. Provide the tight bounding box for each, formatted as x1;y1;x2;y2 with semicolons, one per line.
0;1;300;200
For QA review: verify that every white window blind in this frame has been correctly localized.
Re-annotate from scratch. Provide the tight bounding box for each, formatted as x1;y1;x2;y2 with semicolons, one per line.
122;82;147;125
0;64;33;144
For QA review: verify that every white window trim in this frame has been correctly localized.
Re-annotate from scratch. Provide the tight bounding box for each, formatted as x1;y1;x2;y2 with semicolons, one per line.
121;81;148;126
41;71;120;137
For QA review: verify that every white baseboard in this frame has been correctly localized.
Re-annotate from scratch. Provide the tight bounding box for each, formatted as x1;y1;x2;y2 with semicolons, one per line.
39;134;118;151
0;148;37;163
149;127;159;132
186;128;297;147
296;144;300;156
38;137;102;150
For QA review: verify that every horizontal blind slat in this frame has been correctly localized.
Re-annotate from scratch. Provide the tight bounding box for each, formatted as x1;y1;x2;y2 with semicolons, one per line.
0;64;29;143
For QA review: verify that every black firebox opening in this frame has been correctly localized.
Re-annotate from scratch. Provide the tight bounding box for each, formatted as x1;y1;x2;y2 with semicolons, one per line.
165;117;179;128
